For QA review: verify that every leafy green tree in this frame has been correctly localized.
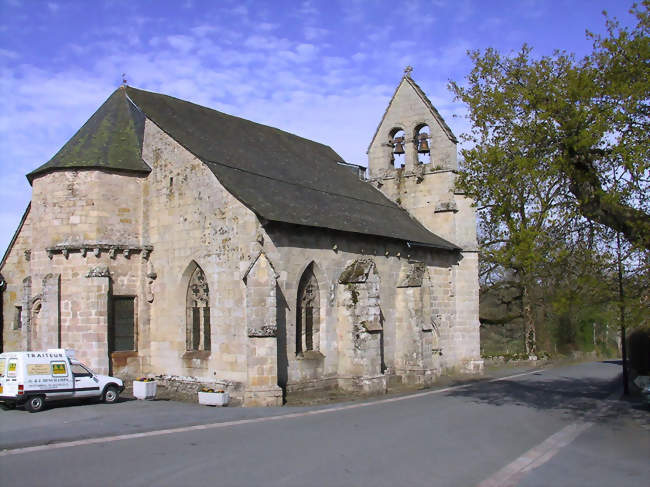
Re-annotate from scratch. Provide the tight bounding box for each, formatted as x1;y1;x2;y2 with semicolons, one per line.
451;2;649;354
451;2;649;250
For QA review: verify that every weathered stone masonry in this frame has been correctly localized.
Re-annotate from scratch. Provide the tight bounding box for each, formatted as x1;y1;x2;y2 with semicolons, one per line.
1;73;482;406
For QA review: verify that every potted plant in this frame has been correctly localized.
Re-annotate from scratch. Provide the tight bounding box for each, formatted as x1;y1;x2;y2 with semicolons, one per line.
198;387;229;407
133;377;157;400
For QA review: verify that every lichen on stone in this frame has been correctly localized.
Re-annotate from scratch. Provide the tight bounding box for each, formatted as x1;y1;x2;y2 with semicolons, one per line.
397;261;426;287
338;259;374;284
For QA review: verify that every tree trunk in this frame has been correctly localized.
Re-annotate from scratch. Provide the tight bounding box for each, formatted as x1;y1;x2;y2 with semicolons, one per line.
522;284;536;356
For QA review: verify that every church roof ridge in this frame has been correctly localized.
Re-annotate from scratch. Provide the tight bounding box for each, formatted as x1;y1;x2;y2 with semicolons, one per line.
125;86;457;249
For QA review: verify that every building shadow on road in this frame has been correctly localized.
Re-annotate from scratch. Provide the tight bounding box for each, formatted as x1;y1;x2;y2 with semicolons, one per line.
442;365;644;426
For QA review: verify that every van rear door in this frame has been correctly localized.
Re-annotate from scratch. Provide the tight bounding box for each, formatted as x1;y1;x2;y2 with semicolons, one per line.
2;357;19;397
0;357;6;396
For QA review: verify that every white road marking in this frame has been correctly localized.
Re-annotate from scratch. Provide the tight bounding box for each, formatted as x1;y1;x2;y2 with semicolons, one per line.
476;393;617;487
487;370;542;382
0;368;542;457
476;421;594;487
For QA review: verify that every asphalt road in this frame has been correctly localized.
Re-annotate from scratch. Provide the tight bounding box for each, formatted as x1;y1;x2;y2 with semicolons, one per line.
1;361;648;487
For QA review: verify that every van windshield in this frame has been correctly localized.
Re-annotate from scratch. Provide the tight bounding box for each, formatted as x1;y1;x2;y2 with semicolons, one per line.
71;363;95;376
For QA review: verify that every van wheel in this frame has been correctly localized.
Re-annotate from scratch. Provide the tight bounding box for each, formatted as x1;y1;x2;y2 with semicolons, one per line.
103;386;120;404
26;395;45;413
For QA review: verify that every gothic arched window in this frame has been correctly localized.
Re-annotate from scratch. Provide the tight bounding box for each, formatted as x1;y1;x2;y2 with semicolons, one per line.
186;266;211;351
296;265;320;354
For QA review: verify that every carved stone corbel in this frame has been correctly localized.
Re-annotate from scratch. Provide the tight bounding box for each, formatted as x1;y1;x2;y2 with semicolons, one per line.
247;325;277;338
146;270;157;303
86;265;111;278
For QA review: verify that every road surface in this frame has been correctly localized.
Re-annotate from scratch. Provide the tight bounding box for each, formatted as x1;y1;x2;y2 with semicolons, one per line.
1;360;647;486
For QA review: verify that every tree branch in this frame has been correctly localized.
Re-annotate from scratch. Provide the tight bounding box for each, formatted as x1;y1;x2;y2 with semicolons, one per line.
565;149;650;249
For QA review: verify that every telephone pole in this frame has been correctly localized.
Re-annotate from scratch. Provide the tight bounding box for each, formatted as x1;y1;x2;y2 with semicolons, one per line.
616;232;629;395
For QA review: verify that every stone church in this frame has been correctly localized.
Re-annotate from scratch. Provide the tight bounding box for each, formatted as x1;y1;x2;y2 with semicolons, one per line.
0;71;481;406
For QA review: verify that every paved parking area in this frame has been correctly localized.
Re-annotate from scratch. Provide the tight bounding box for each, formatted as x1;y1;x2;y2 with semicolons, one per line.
0;397;311;450
0;361;546;451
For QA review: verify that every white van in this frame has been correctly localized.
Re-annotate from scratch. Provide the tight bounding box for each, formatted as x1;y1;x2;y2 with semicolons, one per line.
0;349;124;412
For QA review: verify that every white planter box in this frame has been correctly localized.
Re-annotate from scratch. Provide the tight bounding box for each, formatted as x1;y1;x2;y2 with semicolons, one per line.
133;380;157;400
198;391;229;407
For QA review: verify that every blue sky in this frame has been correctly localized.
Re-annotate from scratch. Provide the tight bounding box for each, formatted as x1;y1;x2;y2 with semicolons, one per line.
0;0;639;254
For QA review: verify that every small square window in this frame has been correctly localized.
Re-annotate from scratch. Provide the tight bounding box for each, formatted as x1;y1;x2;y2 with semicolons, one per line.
14;306;22;330
110;297;135;352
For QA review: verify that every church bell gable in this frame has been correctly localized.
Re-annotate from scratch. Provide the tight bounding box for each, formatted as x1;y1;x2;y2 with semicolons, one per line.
367;68;458;179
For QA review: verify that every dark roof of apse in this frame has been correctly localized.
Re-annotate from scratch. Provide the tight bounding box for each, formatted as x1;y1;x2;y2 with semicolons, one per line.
28;85;459;250
27;87;150;182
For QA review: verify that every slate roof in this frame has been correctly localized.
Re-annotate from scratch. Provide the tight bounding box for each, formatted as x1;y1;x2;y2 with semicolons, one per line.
27;87;150;182
27;85;458;250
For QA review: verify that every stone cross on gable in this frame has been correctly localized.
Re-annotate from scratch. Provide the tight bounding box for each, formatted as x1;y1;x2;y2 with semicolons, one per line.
404;66;413;77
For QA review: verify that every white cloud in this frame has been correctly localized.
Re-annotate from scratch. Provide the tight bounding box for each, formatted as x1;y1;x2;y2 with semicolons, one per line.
244;34;291;51
366;25;393;43
0;48;18;59
0;0;477;254
167;34;195;53
403;0;436;25
257;22;278;32
230;5;248;17
322;56;347;70
341;0;365;23
424;41;472;71
304;26;328;40
191;24;217;37
298;0;319;16
296;43;317;56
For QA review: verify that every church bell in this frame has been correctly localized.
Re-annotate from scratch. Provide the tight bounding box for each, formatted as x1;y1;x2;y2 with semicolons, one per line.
392;136;405;155
417;134;430;154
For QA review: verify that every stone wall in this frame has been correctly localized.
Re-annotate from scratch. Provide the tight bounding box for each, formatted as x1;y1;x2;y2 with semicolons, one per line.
1;206;33;351
261;221;478;394
140;120;273;403
365;74;482;376
244;253;282;406
1;171;147;374
1;88;482;405
30;170;144;249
